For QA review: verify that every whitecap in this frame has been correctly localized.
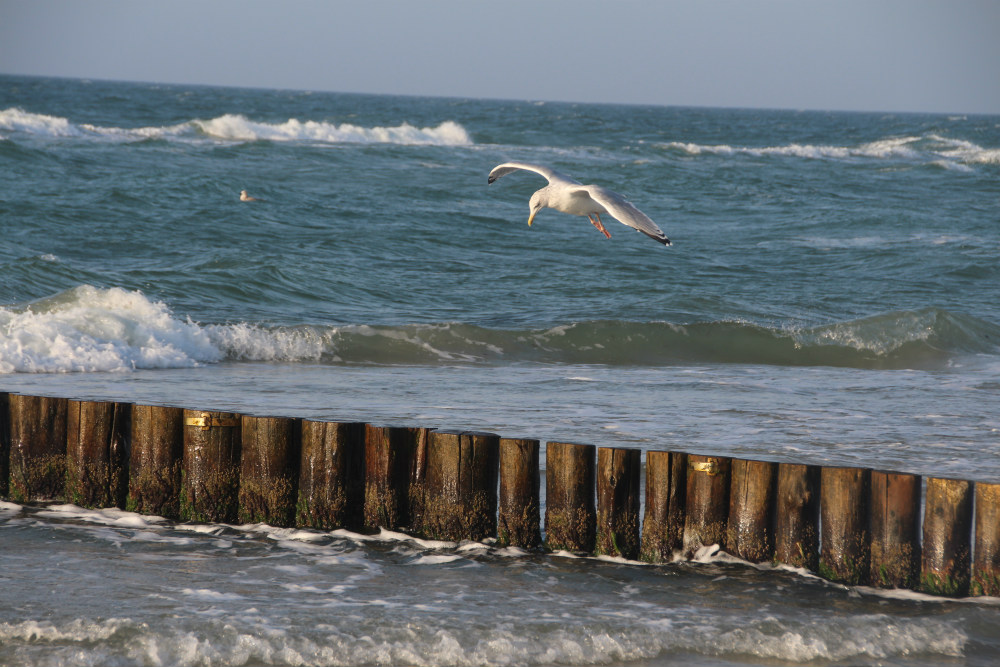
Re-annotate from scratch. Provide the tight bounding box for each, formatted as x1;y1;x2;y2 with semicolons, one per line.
0;285;223;373
0;107;474;147
194;114;472;146
660;133;998;167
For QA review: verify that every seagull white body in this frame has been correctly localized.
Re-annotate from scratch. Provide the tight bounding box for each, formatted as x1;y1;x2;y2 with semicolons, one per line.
240;189;259;202
488;162;670;246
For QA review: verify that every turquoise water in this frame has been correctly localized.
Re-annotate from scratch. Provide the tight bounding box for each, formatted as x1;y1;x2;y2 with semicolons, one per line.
2;74;1000;665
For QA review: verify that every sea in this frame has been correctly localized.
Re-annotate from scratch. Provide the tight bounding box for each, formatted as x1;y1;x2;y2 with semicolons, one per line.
1;73;999;666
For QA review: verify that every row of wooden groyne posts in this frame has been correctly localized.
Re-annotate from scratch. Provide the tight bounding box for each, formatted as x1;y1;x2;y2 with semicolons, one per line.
1;391;998;598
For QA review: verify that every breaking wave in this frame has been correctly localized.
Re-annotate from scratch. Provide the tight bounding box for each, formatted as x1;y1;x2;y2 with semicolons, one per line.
660;133;1000;167
0;107;472;146
1;286;997;373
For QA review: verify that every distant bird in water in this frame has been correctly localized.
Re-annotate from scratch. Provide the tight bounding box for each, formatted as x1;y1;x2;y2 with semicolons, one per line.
488;162;670;246
240;190;261;202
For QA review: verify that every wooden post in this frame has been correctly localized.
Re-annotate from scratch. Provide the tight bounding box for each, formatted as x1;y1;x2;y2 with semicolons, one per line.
239;415;300;527
869;470;921;589
498;437;541;549
463;431;499;540
640;450;686;563
819;466;871;585
8;394;68;502
422;430;500;541
683;454;731;557
181;409;241;523
128;404;184;518
363;425;414;532
0;392;9;499
726;458;777;563
972;482;1000;596
296;420;365;530
407;426;431;535
773;463;820;570
595;447;641;559
922;477;973;596
65;399;131;509
544;441;596;553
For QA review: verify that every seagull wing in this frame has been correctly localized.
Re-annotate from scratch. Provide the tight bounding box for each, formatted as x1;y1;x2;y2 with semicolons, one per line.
583;185;671;246
488;162;580;186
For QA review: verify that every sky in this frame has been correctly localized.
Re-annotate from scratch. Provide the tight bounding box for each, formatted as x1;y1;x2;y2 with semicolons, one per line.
2;0;998;115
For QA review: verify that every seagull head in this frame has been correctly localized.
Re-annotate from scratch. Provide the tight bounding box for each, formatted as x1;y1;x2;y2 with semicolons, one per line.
527;190;546;227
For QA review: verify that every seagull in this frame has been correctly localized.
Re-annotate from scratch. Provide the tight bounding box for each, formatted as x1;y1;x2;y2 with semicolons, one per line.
240;189;260;202
488;162;670;246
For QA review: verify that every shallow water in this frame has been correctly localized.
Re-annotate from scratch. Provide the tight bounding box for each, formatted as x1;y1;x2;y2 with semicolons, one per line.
3;501;997;667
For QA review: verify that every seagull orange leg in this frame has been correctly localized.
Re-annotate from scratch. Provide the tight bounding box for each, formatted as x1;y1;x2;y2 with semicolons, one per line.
589;214;612;239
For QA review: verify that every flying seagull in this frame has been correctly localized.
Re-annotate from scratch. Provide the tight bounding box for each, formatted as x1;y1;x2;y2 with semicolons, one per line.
488;162;670;246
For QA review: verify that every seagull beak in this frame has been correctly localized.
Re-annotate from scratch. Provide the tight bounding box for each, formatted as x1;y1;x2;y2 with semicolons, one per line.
527;210;537;227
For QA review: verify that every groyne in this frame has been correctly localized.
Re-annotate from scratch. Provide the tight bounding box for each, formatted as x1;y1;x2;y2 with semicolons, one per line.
2;391;998;597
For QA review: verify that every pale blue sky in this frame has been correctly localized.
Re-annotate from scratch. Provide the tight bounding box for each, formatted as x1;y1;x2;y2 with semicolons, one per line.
2;0;998;114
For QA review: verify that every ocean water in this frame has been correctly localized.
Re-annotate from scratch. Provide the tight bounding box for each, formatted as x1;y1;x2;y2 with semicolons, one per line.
1;74;1000;665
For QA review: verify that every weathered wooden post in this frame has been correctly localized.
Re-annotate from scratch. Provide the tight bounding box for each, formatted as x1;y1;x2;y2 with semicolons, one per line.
972;482;1000;596
456;430;500;539
422;430;500;541
640;450;686;563
498;437;541;548
239;415;300;527
545;441;596;553
407;426;431;535
869;470;921;589
65;399;131;509
683;454;731;557
921;477;973;596
595;446;641;559
0;392;9;499
773;463;820;570
363;425;414;532
128;404;184;518
8;394;68;502
726;458;777;563
819;466;871;585
181;409;241;523
296;420;365;530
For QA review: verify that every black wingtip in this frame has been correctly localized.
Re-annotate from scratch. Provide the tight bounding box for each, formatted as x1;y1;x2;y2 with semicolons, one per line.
641;230;671;246
488;175;497;184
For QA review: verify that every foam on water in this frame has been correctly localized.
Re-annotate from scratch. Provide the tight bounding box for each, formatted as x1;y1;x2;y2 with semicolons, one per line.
193;114;472;146
0;501;988;666
0;107;472;146
0;285;223;372
660;132;999;167
0;610;969;667
3;286;998;372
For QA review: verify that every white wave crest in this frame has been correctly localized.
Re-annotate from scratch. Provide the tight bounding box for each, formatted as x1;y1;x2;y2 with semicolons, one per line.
0;107;83;137
0;286;222;373
0;107;472;146
661;133;998;166
0;285;329;374
194;114;472;145
0;612;965;665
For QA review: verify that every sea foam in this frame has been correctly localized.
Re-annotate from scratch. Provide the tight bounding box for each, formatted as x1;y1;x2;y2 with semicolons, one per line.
0;107;472;146
194;114;471;145
660;133;999;166
2;286;998;373
0;285;222;373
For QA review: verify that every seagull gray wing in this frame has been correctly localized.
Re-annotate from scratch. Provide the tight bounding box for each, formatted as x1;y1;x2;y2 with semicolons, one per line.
488;162;581;186
583;185;671;246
